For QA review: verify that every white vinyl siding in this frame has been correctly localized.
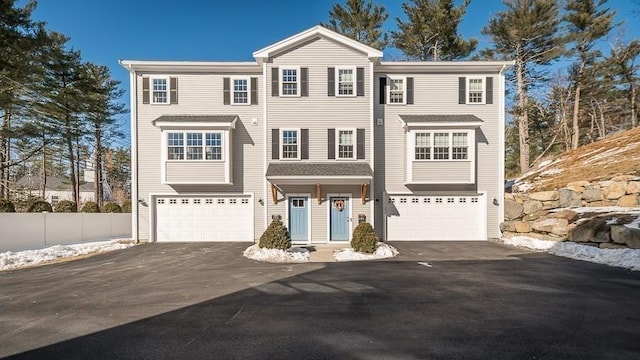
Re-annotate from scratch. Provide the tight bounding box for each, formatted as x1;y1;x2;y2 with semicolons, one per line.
165;162;226;183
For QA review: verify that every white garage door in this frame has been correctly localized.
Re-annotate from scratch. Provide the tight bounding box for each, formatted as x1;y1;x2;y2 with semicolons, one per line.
386;195;486;241
155;195;253;242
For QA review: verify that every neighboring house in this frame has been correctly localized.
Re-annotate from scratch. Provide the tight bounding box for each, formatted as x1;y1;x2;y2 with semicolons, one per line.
120;26;512;243
15;176;95;205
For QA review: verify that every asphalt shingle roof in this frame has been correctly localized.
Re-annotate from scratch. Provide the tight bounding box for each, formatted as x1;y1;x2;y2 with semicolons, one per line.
266;163;373;177
152;115;237;124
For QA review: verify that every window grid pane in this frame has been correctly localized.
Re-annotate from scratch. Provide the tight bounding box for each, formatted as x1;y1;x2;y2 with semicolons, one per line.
338;130;354;158
282;69;298;95
233;79;248;104
452;132;468;160
433;133;449;160
187;132;203;160
168;133;184;160
415;133;431;160
206;133;222;160
468;78;483;103
152;78;168;103
389;79;404;103
282;130;298;158
338;69;354;95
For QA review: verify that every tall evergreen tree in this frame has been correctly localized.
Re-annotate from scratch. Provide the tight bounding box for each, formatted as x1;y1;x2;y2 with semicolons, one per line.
391;0;477;61
482;0;563;173
605;38;640;128
565;0;616;149
324;0;389;49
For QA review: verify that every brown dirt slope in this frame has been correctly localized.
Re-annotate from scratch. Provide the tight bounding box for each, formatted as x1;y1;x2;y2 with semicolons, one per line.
515;126;640;192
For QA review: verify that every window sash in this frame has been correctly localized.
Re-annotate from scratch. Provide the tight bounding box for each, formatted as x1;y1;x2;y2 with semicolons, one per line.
415;133;431;160
233;78;248;104
281;130;298;159
414;131;470;161
389;78;404;104
152;78;168;103
281;69;298;96
337;130;354;159
452;132;468;160
167;132;223;161
468;78;483;103
337;68;354;96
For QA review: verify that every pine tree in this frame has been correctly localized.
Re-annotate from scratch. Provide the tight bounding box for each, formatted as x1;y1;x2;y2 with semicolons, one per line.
604;37;640;128
391;0;477;61
565;0;616;149
482;0;563;174
324;0;389;49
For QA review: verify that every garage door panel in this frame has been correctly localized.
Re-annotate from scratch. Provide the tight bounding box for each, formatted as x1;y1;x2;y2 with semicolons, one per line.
387;195;486;241
156;195;253;242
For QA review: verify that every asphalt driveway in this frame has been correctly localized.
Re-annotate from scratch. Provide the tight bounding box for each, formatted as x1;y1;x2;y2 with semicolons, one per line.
1;241;639;359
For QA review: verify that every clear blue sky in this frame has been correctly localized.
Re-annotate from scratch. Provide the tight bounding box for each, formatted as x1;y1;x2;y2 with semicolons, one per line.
29;0;639;145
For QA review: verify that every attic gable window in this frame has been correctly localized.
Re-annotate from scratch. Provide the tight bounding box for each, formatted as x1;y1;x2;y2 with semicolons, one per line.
151;77;169;104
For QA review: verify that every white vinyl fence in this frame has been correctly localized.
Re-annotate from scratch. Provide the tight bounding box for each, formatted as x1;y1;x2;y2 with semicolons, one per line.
0;213;131;252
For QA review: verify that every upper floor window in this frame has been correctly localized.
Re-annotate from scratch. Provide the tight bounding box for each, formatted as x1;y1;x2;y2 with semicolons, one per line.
281;68;299;96
414;131;469;161
152;77;168;104
337;67;355;96
167;132;223;161
467;78;484;104
337;129;355;159
388;77;406;104
233;78;249;104
281;129;299;159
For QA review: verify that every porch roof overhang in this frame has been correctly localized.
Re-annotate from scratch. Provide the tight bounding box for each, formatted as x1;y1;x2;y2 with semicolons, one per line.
399;114;484;129
152;115;238;129
266;163;373;185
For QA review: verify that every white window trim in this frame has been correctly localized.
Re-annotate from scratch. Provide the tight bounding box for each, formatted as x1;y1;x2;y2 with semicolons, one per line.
150;76;170;105
280;66;301;97
231;76;251;105
386;75;407;105
280;128;301;160
164;131;225;162
335;128;357;160
335;66;357;97
466;77;485;105
410;130;473;162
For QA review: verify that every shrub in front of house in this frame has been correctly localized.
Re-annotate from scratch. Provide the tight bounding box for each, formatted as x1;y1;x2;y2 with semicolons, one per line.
102;202;122;213
0;199;16;212
259;218;291;250
351;222;378;254
28;200;53;213
121;199;132;213
54;200;77;212
81;201;100;213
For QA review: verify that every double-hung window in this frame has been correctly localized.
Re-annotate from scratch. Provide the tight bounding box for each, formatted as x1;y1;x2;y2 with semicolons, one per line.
151;77;168;104
414;131;470;161
232;78;249;104
388;76;405;104
281;68;299;96
281;130;299;159
337;129;355;159
467;78;484;104
167;132;223;161
337;67;355;96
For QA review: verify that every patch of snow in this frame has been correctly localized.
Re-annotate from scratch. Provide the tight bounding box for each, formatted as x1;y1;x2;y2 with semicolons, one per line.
0;240;135;271
550;206;640;215
541;168;563;176
585;144;638;163
243;244;310;263
334;243;398;262
538;159;553;168
625;214;640;230
502;236;640;271
606;217;619;225
513;182;534;193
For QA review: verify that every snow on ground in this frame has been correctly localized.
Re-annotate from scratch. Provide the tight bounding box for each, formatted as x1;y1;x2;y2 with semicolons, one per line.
334;243;398;262
243;244;310;263
550;206;640;215
501;236;640;271
0;240;135;271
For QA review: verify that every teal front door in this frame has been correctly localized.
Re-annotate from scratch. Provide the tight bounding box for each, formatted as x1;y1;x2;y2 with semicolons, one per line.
330;196;350;241
288;197;308;242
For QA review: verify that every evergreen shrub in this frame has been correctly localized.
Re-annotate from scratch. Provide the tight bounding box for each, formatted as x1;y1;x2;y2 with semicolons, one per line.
258;218;291;250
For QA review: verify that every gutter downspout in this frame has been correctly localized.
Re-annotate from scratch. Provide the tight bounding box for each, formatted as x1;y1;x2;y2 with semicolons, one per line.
121;61;139;243
497;63;510;238
262;60;268;240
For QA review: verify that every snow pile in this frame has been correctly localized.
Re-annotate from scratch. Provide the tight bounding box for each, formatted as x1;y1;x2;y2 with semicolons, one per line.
243;244;310;263
0;240;135;271
334;243;398;262
502;236;640;271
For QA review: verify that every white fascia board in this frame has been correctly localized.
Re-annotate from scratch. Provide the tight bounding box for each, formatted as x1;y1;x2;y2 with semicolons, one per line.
401;121;484;129
253;25;383;60
378;61;515;73
153;119;237;129
118;60;260;73
267;176;372;185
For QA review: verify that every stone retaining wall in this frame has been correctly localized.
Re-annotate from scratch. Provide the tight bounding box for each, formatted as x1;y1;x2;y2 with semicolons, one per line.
502;176;640;249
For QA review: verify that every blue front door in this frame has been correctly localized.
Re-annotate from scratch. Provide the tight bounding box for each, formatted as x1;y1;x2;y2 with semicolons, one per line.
288;197;308;242
330;196;350;241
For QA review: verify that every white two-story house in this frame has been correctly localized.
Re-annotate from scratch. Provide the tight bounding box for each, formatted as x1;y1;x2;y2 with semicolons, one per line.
121;26;511;244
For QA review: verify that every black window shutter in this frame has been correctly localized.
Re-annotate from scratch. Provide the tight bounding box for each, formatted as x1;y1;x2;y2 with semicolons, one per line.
170;77;178;104
142;77;150;104
301;129;309;160
379;77;386;104
251;77;258;105
328;129;335;159
223;77;230;105
271;67;279;97
357;128;365;159
459;77;466;104
327;67;335;96
301;67;309;97
356;67;364;96
406;77;414;105
272;129;279;159
485;76;493;104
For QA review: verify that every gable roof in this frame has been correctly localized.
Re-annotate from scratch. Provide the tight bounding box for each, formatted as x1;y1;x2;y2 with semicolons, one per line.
253;25;383;61
15;176;95;192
